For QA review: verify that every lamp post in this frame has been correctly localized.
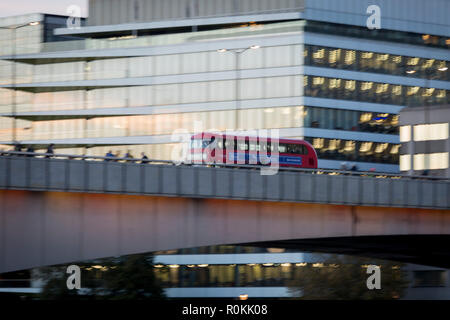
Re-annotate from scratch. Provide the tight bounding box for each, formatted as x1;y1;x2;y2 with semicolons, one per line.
0;21;40;143
217;45;261;131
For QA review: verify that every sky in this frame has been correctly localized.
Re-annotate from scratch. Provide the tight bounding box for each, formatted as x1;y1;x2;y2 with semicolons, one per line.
0;0;88;18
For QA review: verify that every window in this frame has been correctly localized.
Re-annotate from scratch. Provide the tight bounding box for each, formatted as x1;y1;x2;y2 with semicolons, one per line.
400;154;411;171
224;139;234;149
191;140;202;149
429;152;449;170
414;123;449;141
202;139;213;148
249;140;258;151
305;76;449;106
237;140;248;151
413;154;426;170
287;144;307;155
305;137;399;164
304;44;449;81
400;125;411;142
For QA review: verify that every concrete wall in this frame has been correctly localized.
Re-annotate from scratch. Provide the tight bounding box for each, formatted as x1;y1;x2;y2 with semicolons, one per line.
1;188;450;273
0;156;448;209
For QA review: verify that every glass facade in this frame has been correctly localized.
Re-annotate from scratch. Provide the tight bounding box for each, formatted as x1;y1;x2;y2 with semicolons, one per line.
0;17;43;55
0;75;302;112
304;20;450;49
0;17;448;173
154;263;303;288
0;43;301;85
304;75;449;106
305;45;449;81
304;106;398;134
413;152;449;171
1;106;303;142
305;137;399;164
413;123;449;141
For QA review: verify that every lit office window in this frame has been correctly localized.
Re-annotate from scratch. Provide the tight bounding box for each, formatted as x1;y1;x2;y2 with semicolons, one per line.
304;44;449;81
345;80;356;90
400;154;411;171
390;145;400;154
430;152;449;170
359;142;373;153
313;48;325;60
400;125;411;142
413;154;425;170
413;152;449;170
344;140;355;152
375;143;388;153
328;49;341;64
413;123;449;141
344;50;355;65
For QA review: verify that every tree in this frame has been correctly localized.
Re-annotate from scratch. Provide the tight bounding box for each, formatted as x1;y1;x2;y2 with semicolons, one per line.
287;254;409;300
39;254;165;300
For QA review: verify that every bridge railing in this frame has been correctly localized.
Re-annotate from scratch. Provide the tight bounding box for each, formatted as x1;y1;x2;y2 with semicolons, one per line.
0;151;449;209
0;150;447;181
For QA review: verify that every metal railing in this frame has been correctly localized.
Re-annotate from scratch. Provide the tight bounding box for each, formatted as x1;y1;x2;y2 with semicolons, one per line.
1;150;447;182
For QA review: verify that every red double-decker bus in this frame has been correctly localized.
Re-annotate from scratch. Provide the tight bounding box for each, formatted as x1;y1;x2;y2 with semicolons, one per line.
188;132;318;169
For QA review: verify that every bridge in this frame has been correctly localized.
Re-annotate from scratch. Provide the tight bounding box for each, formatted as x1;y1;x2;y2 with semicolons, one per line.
0;152;449;273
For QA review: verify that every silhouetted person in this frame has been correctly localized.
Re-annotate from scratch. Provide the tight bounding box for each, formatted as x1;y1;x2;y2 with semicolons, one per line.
350;164;357;171
115;151;121;162
141;152;149;164
26;146;35;157
14;142;22;156
104;150;115;162
125;150;135;163
45;144;54;158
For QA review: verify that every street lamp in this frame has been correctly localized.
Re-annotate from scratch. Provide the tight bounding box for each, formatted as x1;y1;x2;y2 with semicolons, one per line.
217;45;261;131
0;21;40;143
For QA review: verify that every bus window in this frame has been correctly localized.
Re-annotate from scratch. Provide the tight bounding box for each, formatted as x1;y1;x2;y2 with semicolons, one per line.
302;145;308;155
257;140;269;152
249;141;258;151
225;139;234;149
202;136;216;148
287;144;308;155
192;140;202;149
279;144;287;153
237;141;248;151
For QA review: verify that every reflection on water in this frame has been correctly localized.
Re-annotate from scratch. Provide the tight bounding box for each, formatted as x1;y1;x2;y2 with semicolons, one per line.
1;245;448;300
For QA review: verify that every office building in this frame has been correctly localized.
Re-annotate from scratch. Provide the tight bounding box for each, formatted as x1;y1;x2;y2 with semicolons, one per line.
0;0;448;173
400;104;450;177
